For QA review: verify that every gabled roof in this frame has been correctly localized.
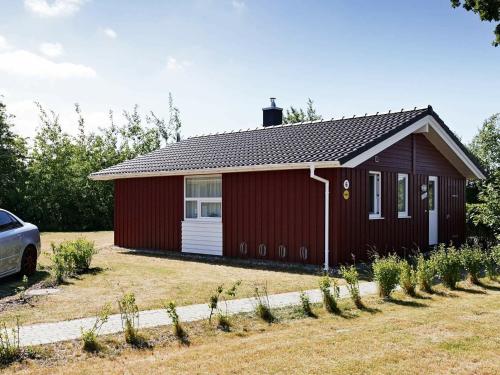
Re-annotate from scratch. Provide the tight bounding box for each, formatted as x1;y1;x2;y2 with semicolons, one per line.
90;106;485;180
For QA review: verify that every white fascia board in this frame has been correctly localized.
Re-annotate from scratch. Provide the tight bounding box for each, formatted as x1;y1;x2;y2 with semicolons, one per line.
89;160;342;181
341;115;485;180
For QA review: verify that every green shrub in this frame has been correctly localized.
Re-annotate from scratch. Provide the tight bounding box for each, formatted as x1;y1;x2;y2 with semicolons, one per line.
430;244;462;289
485;245;500;280
164;301;185;339
50;238;97;283
118;292;141;346
207;281;241;330
299;292;314;316
416;254;434;293
372;254;400;298
339;265;362;308
0;318;22;365
399;259;417;296
81;303;111;352
459;244;485;284
319;275;340;313
254;285;274;323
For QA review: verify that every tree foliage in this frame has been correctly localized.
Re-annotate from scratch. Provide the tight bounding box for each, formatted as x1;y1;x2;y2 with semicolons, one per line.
467;113;500;242
451;0;500;46
0;93;182;231
283;98;322;124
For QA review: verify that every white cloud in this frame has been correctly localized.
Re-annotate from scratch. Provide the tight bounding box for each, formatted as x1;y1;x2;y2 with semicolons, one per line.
0;50;96;79
166;57;192;72
0;35;10;50
24;0;86;18
103;28;117;39
39;42;64;58
231;0;246;12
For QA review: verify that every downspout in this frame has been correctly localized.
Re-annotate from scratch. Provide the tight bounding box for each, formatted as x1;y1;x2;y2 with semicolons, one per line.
309;165;330;272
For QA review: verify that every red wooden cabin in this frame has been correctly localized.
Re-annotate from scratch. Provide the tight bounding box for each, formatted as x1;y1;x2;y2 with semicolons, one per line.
91;101;484;269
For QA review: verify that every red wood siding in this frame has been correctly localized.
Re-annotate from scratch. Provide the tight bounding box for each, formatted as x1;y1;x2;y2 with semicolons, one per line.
114;177;183;251
223;170;331;265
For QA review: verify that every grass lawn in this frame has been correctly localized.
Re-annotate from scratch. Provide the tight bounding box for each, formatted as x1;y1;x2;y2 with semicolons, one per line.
5;282;500;374
0;231;326;325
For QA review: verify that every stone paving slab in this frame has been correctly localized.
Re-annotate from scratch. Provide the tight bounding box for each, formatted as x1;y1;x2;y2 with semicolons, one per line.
17;281;378;347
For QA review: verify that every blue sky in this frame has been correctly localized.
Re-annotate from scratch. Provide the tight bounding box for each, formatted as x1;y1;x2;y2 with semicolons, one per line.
0;0;498;142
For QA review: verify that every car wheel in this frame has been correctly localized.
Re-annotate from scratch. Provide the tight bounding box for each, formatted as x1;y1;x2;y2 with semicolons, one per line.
21;246;37;276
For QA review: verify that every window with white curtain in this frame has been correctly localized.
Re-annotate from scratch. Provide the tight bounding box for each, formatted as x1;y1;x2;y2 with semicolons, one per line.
185;176;222;220
397;173;409;218
369;171;382;219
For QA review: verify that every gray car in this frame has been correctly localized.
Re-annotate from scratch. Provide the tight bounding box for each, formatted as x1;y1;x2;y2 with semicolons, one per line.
0;209;41;278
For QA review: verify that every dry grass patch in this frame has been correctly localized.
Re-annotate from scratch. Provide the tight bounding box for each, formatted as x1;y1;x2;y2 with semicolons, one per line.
0;232;326;325
3;282;500;374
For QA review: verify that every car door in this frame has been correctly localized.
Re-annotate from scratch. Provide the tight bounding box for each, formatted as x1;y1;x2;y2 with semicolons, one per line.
0;211;22;275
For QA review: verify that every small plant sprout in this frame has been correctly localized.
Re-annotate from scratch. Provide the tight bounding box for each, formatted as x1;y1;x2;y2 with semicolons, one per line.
254;284;274;323
208;285;223;323
372;254;400;298
416;254;435;293
339;264;363;308
80;303;112;352
319;275;340;313
164;301;185;340
118;292;142;346
0;317;22;365
399;259;417;296
459;244;485;284
15;275;29;303
207;281;241;331
299;292;314;317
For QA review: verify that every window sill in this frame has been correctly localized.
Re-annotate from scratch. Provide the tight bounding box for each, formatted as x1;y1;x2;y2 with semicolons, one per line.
369;216;384;220
183;218;222;223
398;215;411;219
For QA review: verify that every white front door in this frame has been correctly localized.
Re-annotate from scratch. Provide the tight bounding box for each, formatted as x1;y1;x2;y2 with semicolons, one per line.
428;176;438;245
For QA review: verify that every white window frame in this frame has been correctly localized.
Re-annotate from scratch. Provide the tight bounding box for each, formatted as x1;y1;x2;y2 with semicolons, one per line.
369;171;382;220
184;175;222;221
397;173;410;218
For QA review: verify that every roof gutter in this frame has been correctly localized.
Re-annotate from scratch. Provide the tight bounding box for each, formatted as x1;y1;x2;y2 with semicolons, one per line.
309;164;330;272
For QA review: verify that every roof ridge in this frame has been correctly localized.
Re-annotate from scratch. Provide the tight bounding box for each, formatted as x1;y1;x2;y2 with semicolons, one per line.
184;106;430;141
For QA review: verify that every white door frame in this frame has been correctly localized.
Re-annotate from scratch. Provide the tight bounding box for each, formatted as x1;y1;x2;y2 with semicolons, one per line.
428;176;438;245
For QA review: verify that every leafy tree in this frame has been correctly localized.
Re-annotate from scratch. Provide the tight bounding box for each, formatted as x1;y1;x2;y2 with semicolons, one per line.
451;0;500;46
0;99;27;211
467;113;500;242
283;98;322;124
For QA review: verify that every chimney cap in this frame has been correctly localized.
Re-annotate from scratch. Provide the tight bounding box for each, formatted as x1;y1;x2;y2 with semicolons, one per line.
263;97;282;110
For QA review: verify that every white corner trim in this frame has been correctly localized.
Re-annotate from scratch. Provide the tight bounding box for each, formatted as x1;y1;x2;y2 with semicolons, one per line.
90;160;341;181
341;115;485;180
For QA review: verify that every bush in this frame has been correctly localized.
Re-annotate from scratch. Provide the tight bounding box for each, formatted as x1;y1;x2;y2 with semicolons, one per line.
399;259;417;296
118;292;141;346
460;244;485;284
430;244;462;289
254;285;274;323
319;275;340;313
207;281;241;331
416;254;434;293
50;238;97;283
81;303;111;352
339;265;362;308
299;292;314;317
372;254;400;298
485;244;500;280
164;301;185;339
0;318;22;365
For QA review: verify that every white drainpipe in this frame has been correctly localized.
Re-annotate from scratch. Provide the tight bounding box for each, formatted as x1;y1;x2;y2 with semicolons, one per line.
309;165;330;272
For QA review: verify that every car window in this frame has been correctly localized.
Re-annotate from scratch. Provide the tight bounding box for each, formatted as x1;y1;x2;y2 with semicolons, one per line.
0;211;19;232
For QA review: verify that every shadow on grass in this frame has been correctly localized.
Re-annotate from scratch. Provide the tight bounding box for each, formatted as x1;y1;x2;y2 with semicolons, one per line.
386;298;428;308
454;286;486;295
0;270;51;299
477;282;500;292
358;304;382;314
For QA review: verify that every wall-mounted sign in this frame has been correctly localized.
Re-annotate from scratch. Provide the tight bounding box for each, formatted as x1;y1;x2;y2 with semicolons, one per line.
421;192;428;200
421;184;427;192
343;190;350;200
343;179;350;190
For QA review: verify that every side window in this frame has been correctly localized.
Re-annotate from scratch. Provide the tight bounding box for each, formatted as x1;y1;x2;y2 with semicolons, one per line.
397;173;409;218
0;212;15;232
369;171;382;219
185;176;222;220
